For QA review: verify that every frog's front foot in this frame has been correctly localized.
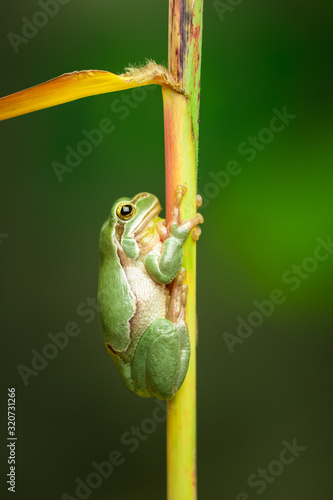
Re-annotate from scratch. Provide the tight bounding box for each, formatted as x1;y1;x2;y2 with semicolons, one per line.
192;195;203;240
169;185;204;243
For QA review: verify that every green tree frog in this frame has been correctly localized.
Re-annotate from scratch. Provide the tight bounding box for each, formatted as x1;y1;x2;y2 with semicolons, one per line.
98;185;203;400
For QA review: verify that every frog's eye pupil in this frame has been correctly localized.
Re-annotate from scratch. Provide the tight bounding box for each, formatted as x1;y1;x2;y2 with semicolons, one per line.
117;203;135;220
121;205;132;217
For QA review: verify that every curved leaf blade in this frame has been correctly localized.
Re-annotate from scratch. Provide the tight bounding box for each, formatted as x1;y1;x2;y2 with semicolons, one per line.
0;70;157;121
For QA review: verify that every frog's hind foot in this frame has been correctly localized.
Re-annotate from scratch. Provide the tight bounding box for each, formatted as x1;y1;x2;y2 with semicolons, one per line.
166;268;188;323
179;283;188;322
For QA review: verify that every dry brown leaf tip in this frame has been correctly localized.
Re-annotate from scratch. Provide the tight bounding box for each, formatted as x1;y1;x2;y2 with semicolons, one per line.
120;60;186;95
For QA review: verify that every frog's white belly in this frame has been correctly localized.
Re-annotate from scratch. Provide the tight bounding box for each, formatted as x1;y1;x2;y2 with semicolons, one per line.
124;260;167;337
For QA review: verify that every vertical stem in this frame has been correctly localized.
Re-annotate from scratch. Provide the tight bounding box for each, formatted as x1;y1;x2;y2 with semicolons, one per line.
168;0;203;166
164;1;203;499
163;87;197;500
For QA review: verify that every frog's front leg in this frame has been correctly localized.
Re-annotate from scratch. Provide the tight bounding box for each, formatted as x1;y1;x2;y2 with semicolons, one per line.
144;185;203;285
131;271;190;400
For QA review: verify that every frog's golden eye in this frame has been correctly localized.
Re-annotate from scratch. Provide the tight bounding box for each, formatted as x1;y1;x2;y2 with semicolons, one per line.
116;203;136;221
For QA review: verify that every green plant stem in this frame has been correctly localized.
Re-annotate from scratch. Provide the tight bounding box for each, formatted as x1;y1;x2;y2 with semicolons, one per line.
164;1;204;499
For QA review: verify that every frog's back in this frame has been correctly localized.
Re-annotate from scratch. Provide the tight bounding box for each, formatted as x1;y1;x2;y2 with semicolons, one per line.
98;219;135;352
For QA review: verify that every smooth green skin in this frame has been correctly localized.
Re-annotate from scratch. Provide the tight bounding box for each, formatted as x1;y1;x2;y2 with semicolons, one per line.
98;193;191;400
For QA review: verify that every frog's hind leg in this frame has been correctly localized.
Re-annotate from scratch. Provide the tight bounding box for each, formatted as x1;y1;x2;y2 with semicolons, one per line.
131;270;191;400
131;319;183;400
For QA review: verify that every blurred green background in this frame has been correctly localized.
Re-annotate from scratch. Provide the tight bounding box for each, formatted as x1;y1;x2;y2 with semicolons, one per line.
1;1;332;499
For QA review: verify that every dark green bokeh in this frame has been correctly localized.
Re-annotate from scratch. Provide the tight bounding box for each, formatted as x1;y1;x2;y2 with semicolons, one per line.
1;1;332;499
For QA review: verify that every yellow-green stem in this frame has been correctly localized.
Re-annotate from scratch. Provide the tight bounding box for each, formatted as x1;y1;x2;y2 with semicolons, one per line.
164;1;203;499
163;87;197;500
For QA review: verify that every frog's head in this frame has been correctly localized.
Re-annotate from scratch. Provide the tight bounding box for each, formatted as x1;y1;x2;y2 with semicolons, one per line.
110;192;162;259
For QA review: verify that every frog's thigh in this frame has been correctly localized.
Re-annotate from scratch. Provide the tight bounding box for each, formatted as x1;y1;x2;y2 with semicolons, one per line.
132;318;189;400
